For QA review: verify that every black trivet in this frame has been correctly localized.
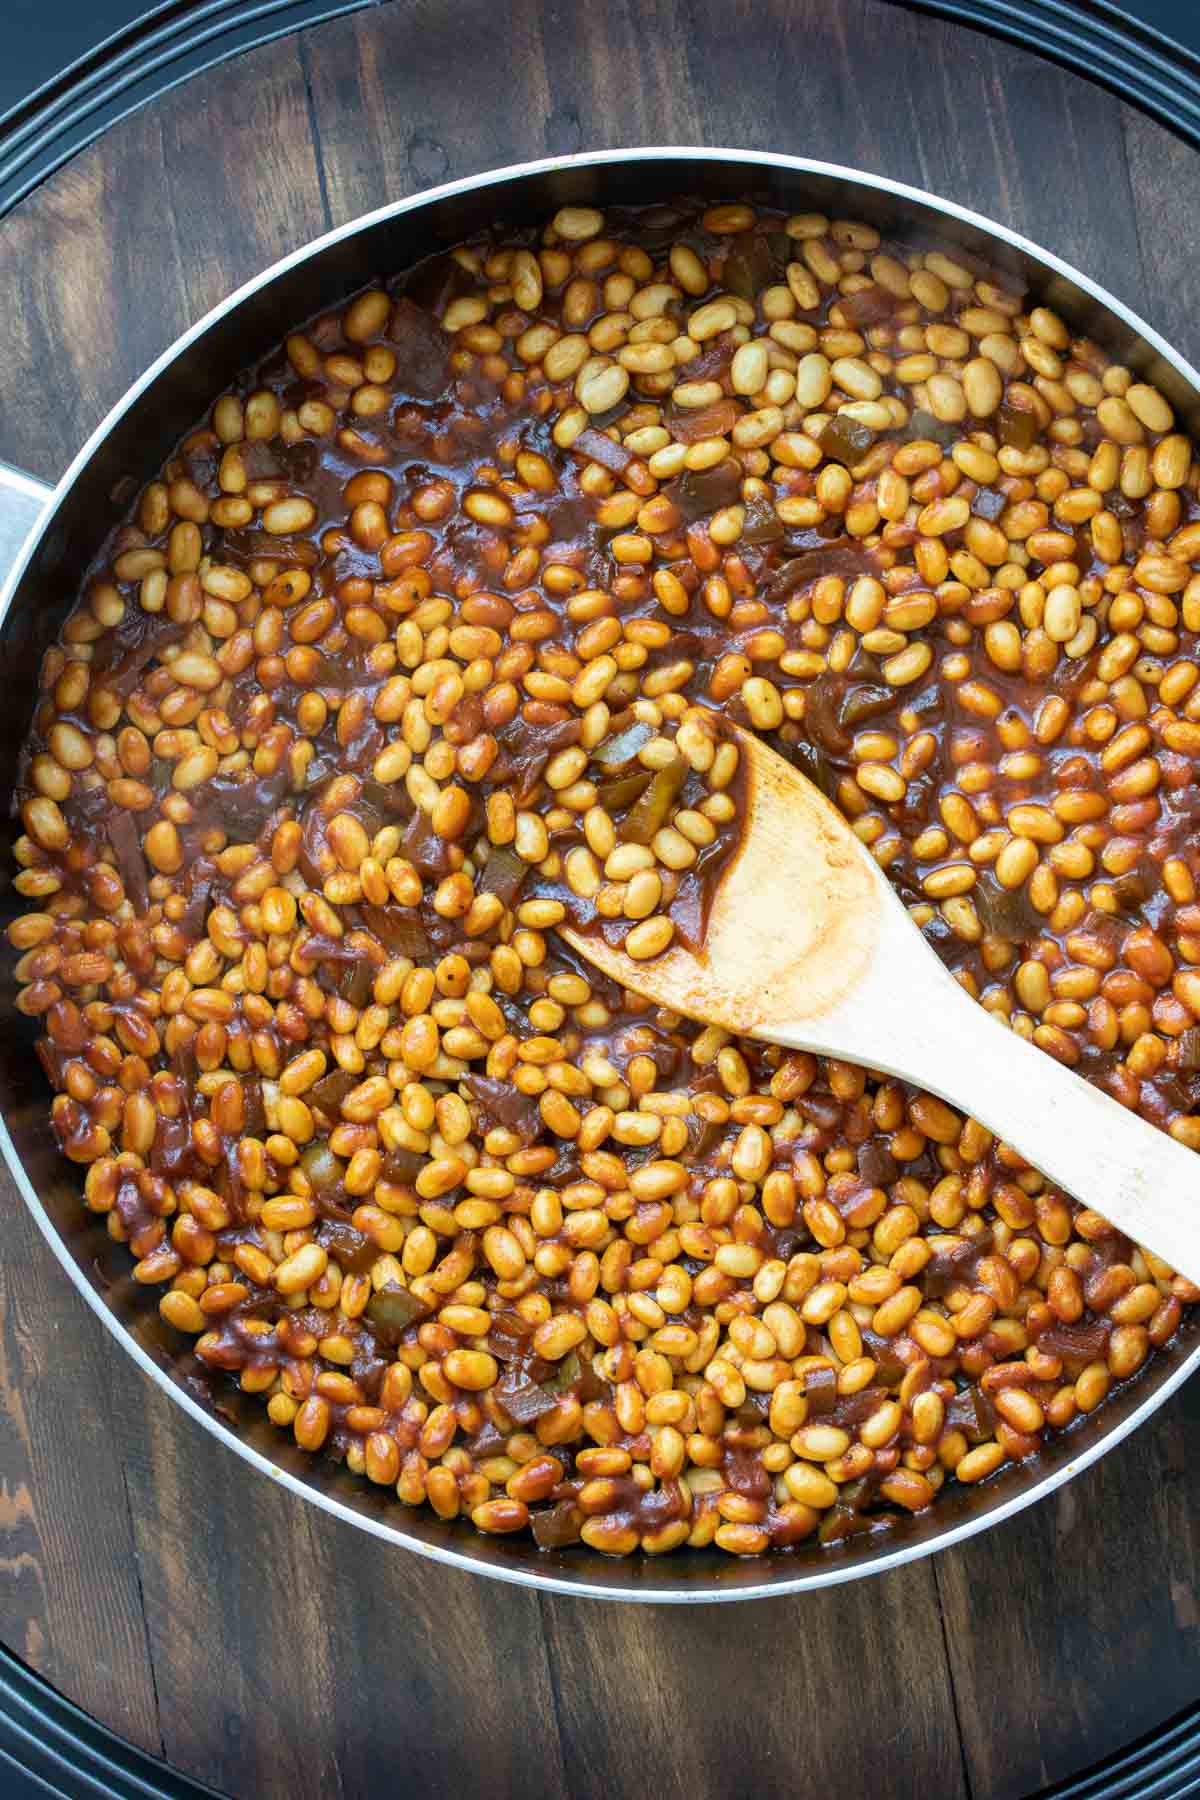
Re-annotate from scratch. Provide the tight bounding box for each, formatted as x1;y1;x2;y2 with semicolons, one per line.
0;1643;222;1798
1;1638;1197;1800
0;0;377;218
2;0;1200;217
913;1;1200;143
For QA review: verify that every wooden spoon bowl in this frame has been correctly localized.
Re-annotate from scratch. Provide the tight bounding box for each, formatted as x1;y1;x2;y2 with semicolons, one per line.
565;723;1200;1284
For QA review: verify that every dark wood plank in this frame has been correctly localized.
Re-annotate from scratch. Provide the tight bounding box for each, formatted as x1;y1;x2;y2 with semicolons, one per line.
305;0;1143;318
0;137;185;481
935;1377;1200;1799
541;1565;968;1800
1;3;1199;1796
0;35;327;483
155;39;329;322
674;0;1146;312
112;1369;569;1800
0;1166;161;1755
1123;103;1200;368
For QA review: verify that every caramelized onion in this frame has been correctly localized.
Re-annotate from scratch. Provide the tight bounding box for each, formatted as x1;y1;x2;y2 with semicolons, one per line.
464;1074;543;1145
479;844;529;906
365;1285;430;1343
622;756;687;844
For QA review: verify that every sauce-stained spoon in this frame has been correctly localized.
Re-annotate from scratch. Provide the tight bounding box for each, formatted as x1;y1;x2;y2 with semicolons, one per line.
563;722;1200;1285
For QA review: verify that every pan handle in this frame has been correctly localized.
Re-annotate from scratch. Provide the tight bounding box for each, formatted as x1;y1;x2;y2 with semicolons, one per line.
0;460;53;591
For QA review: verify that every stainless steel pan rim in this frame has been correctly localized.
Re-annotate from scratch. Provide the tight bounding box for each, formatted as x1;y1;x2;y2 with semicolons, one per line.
2;145;1197;1602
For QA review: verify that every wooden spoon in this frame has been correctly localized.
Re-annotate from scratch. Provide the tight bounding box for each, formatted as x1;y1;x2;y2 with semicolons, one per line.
564;723;1200;1285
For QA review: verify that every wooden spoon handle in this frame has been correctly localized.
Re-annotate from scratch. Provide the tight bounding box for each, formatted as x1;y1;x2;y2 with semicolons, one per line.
777;968;1200;1285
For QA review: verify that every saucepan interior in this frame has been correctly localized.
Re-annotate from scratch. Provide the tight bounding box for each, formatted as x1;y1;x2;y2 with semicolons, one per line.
2;149;1198;1601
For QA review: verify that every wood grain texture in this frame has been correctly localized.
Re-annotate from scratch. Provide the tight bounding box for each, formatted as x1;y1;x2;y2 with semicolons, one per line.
0;36;327;482
304;0;1147;312
111;1365;570;1799
539;1565;968;1800
936;1402;1200;1800
1123;103;1200;364
0;3;1199;1797
0;1197;161;1755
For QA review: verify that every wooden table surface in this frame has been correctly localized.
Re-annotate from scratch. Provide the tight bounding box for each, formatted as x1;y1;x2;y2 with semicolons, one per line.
2;2;1199;1795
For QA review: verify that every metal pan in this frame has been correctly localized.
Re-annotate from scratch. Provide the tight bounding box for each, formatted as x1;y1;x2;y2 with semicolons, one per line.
2;147;1197;1603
